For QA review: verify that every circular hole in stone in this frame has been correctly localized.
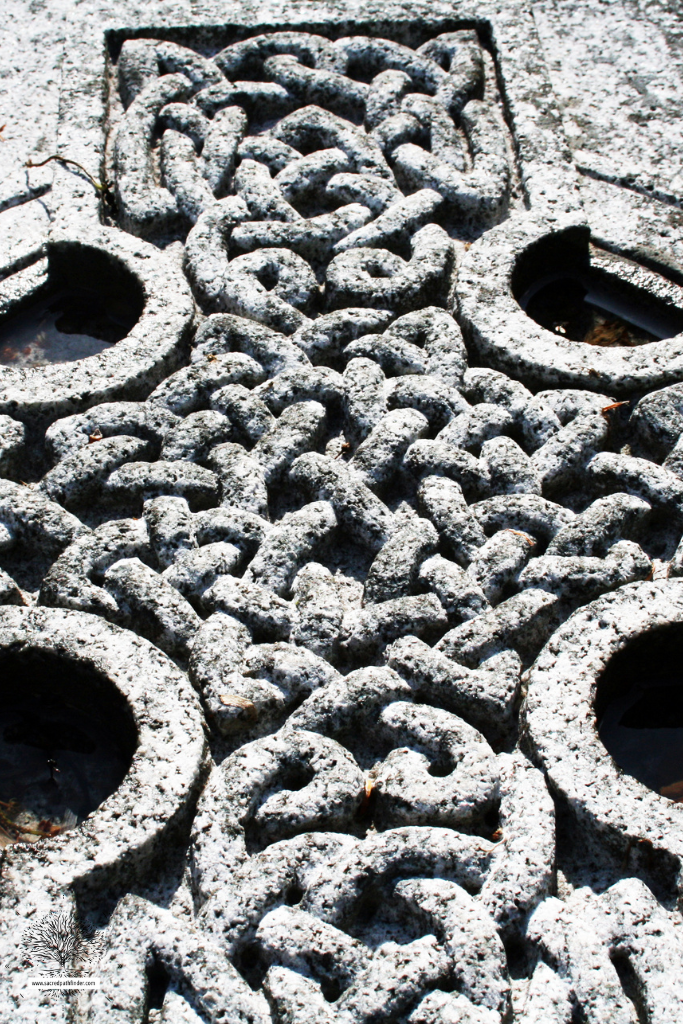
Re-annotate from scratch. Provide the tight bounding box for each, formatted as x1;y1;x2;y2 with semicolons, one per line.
234;940;267;990
255;264;280;291
596;624;683;801
320;976;342;1003
366;261;395;279
427;754;454;777
345;881;436;947
0;243;144;368
0;647;137;844
284;883;304;906
276;763;315;793
512;227;683;347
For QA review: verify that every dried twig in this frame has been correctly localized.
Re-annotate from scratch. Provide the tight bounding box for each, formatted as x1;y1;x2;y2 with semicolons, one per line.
601;401;630;414
0;808;61;840
504;528;535;546
26;154;108;196
358;778;375;817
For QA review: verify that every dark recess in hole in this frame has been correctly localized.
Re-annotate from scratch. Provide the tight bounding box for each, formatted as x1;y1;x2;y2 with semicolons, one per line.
350;887;382;928
0;243;144;367
320;975;342;1002
610;953;648;1024
277;763;315;792
0;538;78;596
483;804;500;831
235;940;267;990
427;755;453;777
570;1001;588;1024
513;226;683;349
503;936;530;980
0;648;137;837
596;623;683;798
284;883;304;905
255;265;281;291
366;261;396;279
626;506;681;564
146;958;171;1010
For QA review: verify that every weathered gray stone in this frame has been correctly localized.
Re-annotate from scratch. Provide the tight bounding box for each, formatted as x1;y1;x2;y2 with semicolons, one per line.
245;501;337;596
2;3;683;1017
418;475;487;566
523;580;683;892
468;529;535;603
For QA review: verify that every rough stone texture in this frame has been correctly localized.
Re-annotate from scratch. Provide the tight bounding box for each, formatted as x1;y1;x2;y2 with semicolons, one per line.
522;580;683;882
0;0;681;1020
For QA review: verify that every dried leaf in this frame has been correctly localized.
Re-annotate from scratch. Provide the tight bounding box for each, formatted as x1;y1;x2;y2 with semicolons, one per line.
660;780;683;801
219;694;257;720
37;820;62;838
583;321;631;347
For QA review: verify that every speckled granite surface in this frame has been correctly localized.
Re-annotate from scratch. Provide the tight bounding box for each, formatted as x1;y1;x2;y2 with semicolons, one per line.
0;2;681;1021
